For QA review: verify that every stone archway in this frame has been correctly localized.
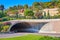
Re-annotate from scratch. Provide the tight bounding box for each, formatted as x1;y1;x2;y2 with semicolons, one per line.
10;22;34;33
10;22;48;33
10;22;38;33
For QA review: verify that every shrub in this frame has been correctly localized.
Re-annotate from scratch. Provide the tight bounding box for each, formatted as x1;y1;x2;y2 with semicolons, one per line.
2;17;9;21
1;25;9;32
0;12;7;18
43;11;47;19
24;9;34;16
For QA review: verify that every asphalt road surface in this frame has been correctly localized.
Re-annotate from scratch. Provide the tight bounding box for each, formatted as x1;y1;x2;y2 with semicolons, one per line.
0;33;60;38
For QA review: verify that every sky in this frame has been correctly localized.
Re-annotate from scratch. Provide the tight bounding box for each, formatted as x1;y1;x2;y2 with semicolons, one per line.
0;0;51;9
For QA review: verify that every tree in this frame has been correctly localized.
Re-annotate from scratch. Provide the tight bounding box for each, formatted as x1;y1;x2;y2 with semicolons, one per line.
17;5;23;10
13;6;17;10
57;0;60;14
24;9;34;16
29;6;33;10
51;0;59;8
15;10;19;18
47;10;50;19
0;5;6;18
32;2;41;10
24;9;34;18
58;5;60;14
8;7;14;11
0;5;4;14
39;2;45;8
33;2;40;7
24;4;28;9
43;11;46;19
32;2;43;16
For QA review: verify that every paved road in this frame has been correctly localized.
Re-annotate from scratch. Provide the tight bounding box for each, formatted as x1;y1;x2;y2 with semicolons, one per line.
0;33;60;38
0;33;28;38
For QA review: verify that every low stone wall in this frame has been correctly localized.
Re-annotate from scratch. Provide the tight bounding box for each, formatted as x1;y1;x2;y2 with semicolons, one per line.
53;21;60;33
39;21;60;33
5;19;60;33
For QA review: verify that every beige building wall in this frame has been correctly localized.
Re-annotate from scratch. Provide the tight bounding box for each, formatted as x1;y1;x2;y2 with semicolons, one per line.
18;10;24;16
43;8;59;16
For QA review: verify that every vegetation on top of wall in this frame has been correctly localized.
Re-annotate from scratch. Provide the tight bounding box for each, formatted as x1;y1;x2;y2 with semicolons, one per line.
0;0;60;21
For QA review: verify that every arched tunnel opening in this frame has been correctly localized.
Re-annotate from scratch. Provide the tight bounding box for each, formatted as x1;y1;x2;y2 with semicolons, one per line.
10;22;38;33
10;22;48;33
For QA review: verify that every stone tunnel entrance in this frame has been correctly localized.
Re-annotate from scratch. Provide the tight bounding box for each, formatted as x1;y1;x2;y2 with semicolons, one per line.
10;22;38;33
10;22;48;33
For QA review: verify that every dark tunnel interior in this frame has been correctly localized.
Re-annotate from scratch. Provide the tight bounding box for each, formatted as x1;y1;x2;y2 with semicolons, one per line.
10;22;35;33
10;22;48;33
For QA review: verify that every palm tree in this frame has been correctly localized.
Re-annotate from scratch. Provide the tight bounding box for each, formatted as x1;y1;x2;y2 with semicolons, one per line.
0;5;4;14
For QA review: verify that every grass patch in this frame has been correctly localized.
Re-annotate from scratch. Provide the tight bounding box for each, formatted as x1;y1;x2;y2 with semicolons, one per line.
0;34;60;40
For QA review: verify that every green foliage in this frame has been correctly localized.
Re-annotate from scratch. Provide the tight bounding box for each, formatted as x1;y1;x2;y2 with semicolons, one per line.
1;1;60;19
6;1;60;11
43;11;47;19
0;22;3;32
33;2;43;11
2;17;9;21
0;24;3;32
47;10;51;19
0;12;7;18
0;22;11;32
1;25;9;32
0;5;4;10
8;5;24;10
24;9;34;16
51;15;60;19
33;2;40;6
24;4;28;9
17;5;24;10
